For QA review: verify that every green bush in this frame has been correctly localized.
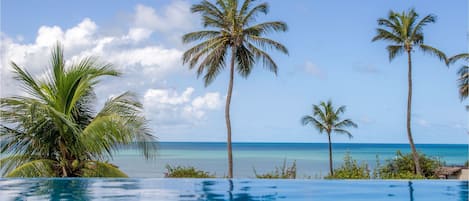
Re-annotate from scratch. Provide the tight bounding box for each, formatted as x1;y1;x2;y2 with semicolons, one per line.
165;165;215;178
325;153;370;179
254;160;296;179
374;151;443;179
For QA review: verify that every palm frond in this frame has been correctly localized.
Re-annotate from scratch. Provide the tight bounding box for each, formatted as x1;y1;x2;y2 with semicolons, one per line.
386;45;405;62
247;43;278;74
419;44;447;63
5;159;57;177
244;21;287;36
371;28;402;43
246;35;288;54
335;119;358;129
183;31;221;44
201;44;228;86
10;62;48;101
235;45;255;77
301;115;325;134
81;161;128;177
447;53;469;65
410;14;436;41
242;2;268;25
458;65;469;100
332;129;353;139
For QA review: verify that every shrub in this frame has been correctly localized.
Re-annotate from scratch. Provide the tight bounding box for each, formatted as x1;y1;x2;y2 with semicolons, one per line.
165;165;215;178
374;151;443;179
254;160;296;179
325;153;370;179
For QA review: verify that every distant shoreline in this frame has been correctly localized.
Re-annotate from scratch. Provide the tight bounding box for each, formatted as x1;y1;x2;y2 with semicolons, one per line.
155;141;469;146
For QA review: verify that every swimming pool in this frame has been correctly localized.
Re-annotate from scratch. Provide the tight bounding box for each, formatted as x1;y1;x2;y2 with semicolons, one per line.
0;179;467;201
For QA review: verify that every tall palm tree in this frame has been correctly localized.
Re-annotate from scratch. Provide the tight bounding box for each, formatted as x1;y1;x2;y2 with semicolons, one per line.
182;0;288;178
371;9;447;175
301;100;357;176
447;53;469;100
0;43;156;177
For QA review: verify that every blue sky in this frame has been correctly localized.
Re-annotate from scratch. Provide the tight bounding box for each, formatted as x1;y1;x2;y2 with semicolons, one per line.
1;0;467;143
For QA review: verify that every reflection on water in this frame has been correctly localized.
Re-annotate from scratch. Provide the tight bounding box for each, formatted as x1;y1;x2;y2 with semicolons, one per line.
0;179;467;201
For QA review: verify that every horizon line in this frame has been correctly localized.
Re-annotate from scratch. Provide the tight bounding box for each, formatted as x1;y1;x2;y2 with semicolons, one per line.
154;141;468;145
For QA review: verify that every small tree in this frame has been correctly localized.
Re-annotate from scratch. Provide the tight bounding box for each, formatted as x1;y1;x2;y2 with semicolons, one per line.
302;100;357;176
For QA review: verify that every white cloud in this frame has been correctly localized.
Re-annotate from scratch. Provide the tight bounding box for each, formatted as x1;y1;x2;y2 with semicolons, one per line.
0;2;224;131
144;87;223;125
304;61;327;79
133;2;195;34
417;119;429;127
125;28;153;42
0;1;197;97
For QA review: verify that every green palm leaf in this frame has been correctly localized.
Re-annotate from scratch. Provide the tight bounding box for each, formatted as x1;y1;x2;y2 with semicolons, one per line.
1;42;156;177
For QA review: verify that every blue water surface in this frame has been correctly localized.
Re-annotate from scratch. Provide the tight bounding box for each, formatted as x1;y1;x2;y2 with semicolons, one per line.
0;179;467;201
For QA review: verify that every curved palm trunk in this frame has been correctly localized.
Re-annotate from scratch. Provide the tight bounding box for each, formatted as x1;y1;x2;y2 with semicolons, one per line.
225;49;236;178
327;133;333;176
406;51;422;175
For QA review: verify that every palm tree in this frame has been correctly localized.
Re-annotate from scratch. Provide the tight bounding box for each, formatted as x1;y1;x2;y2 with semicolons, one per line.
301;100;357;176
371;9;447;175
182;0;288;178
0;43;157;177
447;53;469;100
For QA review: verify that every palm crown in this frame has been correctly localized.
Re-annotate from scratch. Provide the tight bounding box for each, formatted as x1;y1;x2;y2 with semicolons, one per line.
371;8;446;62
182;0;289;85
302;100;357;138
0;43;156;177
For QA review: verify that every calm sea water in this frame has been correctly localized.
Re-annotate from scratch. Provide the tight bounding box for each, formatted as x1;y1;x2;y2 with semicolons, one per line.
1;179;467;201
111;143;468;178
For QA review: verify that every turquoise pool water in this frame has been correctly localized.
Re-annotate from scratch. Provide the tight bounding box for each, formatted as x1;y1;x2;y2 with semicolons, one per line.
0;179;467;201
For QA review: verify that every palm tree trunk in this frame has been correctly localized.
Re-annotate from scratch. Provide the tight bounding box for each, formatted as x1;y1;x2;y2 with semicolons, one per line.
225;48;236;178
406;51;422;176
327;132;333;176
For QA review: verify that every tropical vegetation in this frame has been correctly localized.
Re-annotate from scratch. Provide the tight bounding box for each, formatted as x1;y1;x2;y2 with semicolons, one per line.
301;100;357;176
326;151;443;179
371;8;447;176
324;153;370;179
374;151;443;179
0;43;156;177
165;165;215;178
253;159;296;179
182;0;288;178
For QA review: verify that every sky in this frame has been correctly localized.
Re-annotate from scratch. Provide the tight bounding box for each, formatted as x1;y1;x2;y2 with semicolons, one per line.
0;0;467;143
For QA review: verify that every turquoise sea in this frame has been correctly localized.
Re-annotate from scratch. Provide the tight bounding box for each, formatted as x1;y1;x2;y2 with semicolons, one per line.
111;143;468;178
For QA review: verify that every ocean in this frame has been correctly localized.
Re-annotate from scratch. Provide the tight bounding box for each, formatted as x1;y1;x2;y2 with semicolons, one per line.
111;142;468;178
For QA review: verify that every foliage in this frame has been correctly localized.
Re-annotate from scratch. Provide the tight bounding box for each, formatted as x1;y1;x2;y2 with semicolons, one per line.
325;153;370;179
0;43;156;177
374;151;443;179
465;160;469;167
165;165;215;178
447;53;469;100
254;160;296;179
182;0;289;85
301;100;358;138
371;8;446;62
301;100;357;175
